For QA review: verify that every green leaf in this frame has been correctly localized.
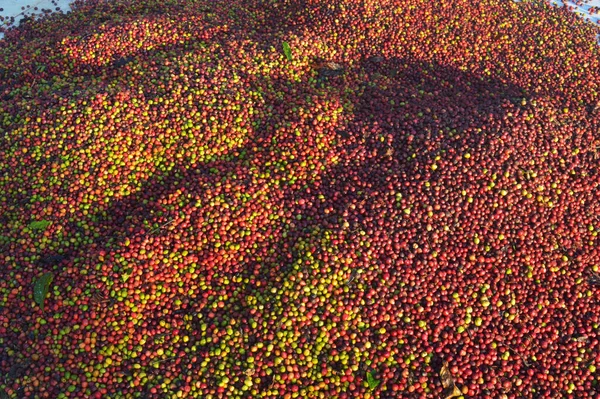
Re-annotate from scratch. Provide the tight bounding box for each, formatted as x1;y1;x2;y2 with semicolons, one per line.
282;42;292;62
366;370;380;390
122;268;133;283
29;220;52;231
33;272;54;312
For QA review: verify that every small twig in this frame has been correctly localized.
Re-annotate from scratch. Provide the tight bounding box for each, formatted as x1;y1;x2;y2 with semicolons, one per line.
147;218;175;236
149;356;178;366
466;327;474;341
588;271;600;286
505;344;530;367
524;334;539;350
346;273;356;285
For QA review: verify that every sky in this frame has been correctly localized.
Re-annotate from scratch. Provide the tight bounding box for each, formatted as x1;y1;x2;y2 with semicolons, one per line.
0;0;71;40
0;0;599;41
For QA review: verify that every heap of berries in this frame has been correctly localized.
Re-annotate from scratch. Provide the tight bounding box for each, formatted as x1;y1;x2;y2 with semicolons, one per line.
1;0;599;398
